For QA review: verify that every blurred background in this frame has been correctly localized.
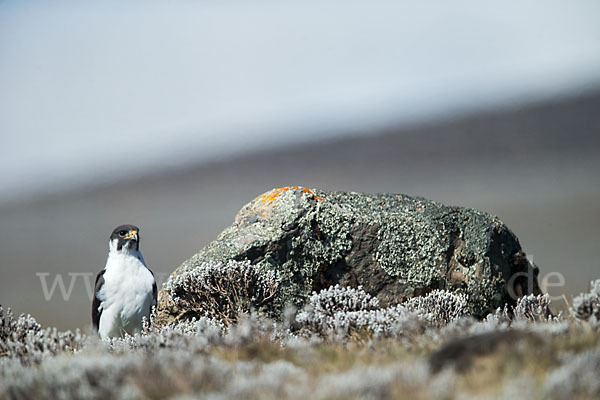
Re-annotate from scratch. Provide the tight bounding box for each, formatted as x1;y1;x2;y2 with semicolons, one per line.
1;0;599;330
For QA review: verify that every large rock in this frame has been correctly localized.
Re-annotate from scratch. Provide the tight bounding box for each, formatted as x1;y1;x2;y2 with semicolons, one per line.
157;187;540;325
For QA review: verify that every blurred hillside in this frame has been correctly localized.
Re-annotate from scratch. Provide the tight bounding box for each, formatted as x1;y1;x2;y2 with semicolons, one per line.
1;90;599;330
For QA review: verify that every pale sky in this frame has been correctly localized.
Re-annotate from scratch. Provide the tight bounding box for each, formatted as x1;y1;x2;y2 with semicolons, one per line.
1;0;600;202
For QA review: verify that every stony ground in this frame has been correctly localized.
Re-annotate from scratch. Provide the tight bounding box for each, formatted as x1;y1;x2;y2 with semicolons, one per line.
1;274;599;400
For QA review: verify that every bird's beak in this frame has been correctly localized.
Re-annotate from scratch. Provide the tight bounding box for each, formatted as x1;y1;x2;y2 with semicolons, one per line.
124;230;138;241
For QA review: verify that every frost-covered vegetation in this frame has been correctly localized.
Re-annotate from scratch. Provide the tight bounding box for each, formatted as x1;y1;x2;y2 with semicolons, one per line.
0;308;85;366
163;260;279;324
295;285;468;337
2;277;600;399
572;279;600;328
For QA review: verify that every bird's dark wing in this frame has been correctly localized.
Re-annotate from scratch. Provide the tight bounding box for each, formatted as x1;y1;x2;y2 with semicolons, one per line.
152;280;157;309
150;267;158;311
92;269;106;331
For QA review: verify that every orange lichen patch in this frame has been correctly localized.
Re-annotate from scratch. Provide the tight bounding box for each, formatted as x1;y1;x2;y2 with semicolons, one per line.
234;186;326;221
256;186;325;206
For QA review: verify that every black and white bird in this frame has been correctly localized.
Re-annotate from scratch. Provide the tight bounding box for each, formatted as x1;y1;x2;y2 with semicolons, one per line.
92;224;157;339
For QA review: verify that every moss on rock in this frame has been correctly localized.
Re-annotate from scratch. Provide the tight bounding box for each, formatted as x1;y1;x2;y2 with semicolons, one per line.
157;187;541;325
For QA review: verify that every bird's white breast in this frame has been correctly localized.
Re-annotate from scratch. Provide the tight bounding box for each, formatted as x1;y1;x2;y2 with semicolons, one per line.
97;250;155;339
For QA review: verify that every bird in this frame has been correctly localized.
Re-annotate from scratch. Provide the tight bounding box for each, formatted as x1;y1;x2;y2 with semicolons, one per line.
92;224;157;339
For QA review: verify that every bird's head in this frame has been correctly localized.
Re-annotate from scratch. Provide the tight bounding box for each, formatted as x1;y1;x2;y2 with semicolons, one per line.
109;224;140;253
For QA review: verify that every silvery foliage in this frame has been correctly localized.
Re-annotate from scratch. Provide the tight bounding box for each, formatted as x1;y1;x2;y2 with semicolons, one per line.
1;351;239;400
2;281;600;399
504;293;571;336
544;348;600;400
511;293;558;322
572;279;600;328
108;308;283;355
0;306;86;365
438;293;566;338
107;315;226;354
164;260;280;323
296;285;468;338
0;350;435;400
0;305;439;400
300;284;381;316
403;289;469;327
483;293;558;324
312;361;432;400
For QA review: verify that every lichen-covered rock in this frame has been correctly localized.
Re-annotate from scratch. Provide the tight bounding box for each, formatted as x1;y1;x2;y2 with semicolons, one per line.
157;187;540;325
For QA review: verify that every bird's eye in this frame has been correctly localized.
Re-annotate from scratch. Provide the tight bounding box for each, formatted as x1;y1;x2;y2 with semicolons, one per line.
119;230;127;236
